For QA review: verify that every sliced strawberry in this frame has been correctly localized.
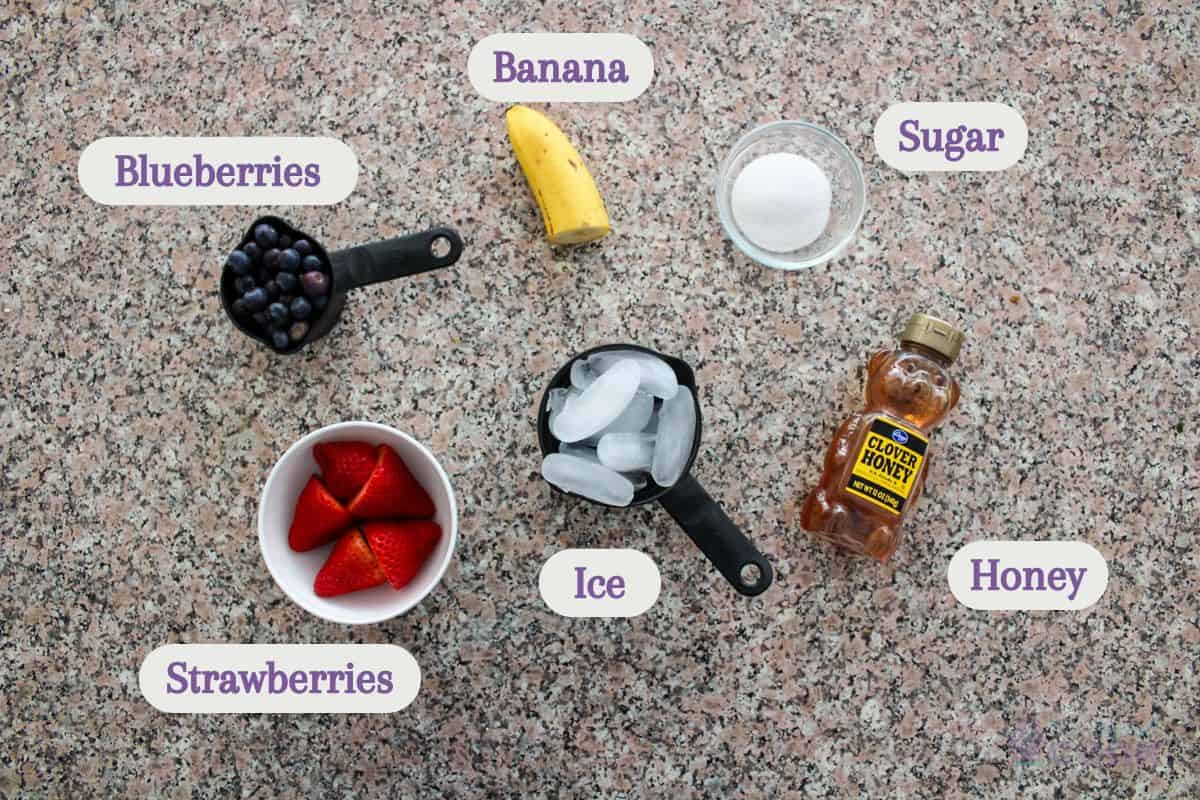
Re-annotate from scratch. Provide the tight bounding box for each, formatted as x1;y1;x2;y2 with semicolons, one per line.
313;440;378;502
347;444;436;520
362;520;442;590
313;528;388;597
288;476;353;552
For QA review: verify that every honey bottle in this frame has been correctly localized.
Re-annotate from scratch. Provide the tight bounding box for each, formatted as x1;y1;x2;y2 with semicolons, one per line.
801;313;964;562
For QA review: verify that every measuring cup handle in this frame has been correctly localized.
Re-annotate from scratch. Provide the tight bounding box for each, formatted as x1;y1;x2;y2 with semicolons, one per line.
657;473;773;596
330;227;463;291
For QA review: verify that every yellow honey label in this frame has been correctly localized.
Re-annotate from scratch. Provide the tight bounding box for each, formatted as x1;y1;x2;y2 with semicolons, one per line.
845;417;928;515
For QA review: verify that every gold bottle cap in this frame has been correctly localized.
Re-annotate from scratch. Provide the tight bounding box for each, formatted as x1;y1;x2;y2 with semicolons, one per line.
901;313;965;362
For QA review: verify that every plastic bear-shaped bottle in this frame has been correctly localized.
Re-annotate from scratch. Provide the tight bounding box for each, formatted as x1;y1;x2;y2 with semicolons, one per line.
801;314;964;562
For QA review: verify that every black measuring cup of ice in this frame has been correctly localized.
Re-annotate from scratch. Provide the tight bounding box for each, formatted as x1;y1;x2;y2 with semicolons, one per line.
220;215;463;354
537;343;774;596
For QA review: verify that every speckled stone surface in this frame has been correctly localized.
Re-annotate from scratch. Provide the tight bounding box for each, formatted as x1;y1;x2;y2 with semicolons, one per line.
2;1;1197;797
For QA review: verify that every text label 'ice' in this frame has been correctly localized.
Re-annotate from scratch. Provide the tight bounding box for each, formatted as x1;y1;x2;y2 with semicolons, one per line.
539;549;661;617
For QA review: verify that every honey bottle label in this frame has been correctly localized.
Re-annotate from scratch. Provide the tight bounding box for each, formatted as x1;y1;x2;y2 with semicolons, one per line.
845;418;928;515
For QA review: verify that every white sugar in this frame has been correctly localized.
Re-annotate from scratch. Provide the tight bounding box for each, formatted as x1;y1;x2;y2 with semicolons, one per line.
731;152;831;252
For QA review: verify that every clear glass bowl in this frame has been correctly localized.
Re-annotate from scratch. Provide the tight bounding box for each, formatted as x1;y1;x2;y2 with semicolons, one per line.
716;120;866;270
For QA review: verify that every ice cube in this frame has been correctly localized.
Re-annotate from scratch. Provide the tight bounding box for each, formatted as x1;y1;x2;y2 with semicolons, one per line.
558;442;600;463
549;359;640;443
588;350;679;399
597;432;656;472
542;453;635;507
587;390;653;442
650;386;696;487
547;388;570;415
569;359;597;390
567;442;648;488
643;401;661;435
546;387;577;431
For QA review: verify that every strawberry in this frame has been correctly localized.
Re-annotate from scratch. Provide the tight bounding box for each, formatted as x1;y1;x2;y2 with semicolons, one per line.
313;528;387;597
288;476;353;552
313;440;378;501
347;444;436;520
362;520;442;590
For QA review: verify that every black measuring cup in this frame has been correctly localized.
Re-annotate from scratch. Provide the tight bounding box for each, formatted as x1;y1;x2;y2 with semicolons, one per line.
220;215;463;354
537;343;774;596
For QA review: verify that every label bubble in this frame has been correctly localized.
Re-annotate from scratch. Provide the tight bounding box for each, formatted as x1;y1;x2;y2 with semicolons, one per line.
78;137;358;205
947;540;1108;610
874;102;1027;172
468;33;653;103
139;644;419;713
539;548;661;617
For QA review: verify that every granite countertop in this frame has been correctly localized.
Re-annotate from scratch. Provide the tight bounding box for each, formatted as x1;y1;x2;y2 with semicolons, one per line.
2;2;1197;797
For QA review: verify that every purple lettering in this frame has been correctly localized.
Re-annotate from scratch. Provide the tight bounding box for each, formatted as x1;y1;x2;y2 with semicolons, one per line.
240;668;265;693
289;670;308;693
165;661;188;694
115;155;139;186
266;660;288;694
194;153;214;187
284;163;303;187
494;49;516;83
971;558;999;591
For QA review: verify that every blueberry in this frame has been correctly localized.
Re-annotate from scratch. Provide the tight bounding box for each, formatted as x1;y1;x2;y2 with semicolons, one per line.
226;250;252;275
271;329;291;351
267;302;290;326
265;280;280;299
251;311;269;328
242;287;270;311
312;294;329;310
254;223;279;249
293;239;313;256
301;271;330;297
263;248;281;270
288;321;310;342
289;296;312;320
231;298;250;317
301;255;323;272
275;271;299;293
243;242;261;262
279;248;301;273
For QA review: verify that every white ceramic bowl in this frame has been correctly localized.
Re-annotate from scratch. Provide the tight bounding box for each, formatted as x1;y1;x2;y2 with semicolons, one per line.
258;421;458;625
